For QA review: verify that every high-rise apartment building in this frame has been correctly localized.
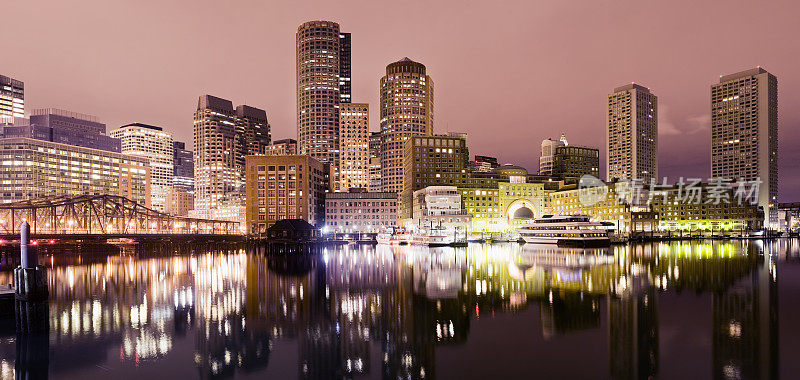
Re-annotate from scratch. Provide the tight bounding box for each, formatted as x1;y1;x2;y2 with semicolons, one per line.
400;133;468;218
296;20;350;191
339;103;369;191
0;74;24;121
539;134;599;178
711;67;778;227
266;139;298;156
110;123;174;212
607;84;658;182
173;141;194;192
380;58;434;193
245;155;326;235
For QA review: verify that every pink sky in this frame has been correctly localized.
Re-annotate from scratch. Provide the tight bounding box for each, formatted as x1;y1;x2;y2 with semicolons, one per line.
3;0;799;199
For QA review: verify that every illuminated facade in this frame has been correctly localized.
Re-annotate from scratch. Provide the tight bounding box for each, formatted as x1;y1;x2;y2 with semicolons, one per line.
110;123;174;211
324;190;398;232
0;137;150;206
711;68;778;228
411;186;471;230
165;186;194;216
380;57;434;193
368;131;381;192
607;84;658;182
0;74;24;121
338;103;369;191
2;108;121;152
193;95;268;222
172;140;194;192
401;133;468;219
244;155;326;235
539;134;599;178
266;138;298;156
296;20;349;191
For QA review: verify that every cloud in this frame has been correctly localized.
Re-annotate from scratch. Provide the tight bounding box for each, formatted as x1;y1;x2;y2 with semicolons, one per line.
659;104;710;136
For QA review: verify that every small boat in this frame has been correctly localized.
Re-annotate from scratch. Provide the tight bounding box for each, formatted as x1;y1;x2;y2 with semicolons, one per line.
376;229;411;245
412;226;455;247
517;212;612;247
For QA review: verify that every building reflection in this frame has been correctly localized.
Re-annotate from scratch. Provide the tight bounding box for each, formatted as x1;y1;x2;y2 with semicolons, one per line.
0;239;783;379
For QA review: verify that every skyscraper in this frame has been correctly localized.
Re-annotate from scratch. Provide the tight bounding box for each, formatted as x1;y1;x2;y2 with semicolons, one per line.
380;58;434;193
266;139;298;156
539;134;599;178
296;20;350;191
193;95;270;223
0;74;24;121
339;103;369;191
173;141;194;192
193;95;239;218
110;123;174;211
368;131;382;192
711;67;778;227
607;84;657;182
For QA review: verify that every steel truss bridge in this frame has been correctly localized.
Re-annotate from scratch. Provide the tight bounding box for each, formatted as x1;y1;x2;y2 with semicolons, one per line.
0;195;240;239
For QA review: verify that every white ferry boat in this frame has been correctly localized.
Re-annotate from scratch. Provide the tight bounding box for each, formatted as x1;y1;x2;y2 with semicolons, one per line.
411;226;455;247
517;213;614;247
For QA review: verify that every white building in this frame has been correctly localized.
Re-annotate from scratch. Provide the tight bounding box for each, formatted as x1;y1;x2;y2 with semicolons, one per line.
411;186;471;230
607;83;658;182
110;123;174;211
711;67;778;228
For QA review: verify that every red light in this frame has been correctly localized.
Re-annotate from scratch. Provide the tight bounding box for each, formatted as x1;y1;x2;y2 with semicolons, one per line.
49;239;55;244
30;240;38;246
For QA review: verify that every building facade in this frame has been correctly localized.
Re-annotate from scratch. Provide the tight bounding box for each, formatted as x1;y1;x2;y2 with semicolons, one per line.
193;95;268;222
539;134;599;178
165;187;194;216
245;155;326;235
266;139;298;156
324;191;398;233
607;84;658;182
0;74;24;121
296;20;350;191
0;138;150;206
173;141;194;192
380;57;434;193
110;123;174;212
339;103;369;191
401;133;469;219
2;108;121;152
469;155;499;173
411;186;471;231
711;67;778;227
368;131;381;192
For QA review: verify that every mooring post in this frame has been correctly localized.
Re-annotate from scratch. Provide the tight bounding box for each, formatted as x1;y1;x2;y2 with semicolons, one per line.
14;221;49;334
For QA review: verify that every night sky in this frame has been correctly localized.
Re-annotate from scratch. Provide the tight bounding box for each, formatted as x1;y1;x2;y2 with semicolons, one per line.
3;0;799;199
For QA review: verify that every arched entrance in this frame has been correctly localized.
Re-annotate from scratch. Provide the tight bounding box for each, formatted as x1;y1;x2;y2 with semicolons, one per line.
506;199;539;221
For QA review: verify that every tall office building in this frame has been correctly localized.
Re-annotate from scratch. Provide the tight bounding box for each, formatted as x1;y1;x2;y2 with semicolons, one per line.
711;67;778;227
539;134;600;178
607;84;658;182
193;95;270;222
380;58;434;193
236;105;270;157
2;108;121;152
0;74;24;121
193;95;238;219
339;103;369;191
173;141;194;192
296;20;350;191
368;131;382;192
110;123;174;211
266;139;298;156
401;133;468;218
339;32;351;104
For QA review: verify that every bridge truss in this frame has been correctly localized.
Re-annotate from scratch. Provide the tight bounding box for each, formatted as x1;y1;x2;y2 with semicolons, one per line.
0;195;239;236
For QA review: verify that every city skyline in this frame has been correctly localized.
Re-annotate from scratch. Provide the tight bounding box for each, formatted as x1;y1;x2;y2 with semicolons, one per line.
2;1;799;199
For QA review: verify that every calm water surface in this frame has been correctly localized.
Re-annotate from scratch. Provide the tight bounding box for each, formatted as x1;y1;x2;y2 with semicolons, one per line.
1;240;799;379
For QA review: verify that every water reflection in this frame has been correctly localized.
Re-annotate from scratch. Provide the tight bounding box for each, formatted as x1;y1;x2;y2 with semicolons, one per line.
0;240;786;379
